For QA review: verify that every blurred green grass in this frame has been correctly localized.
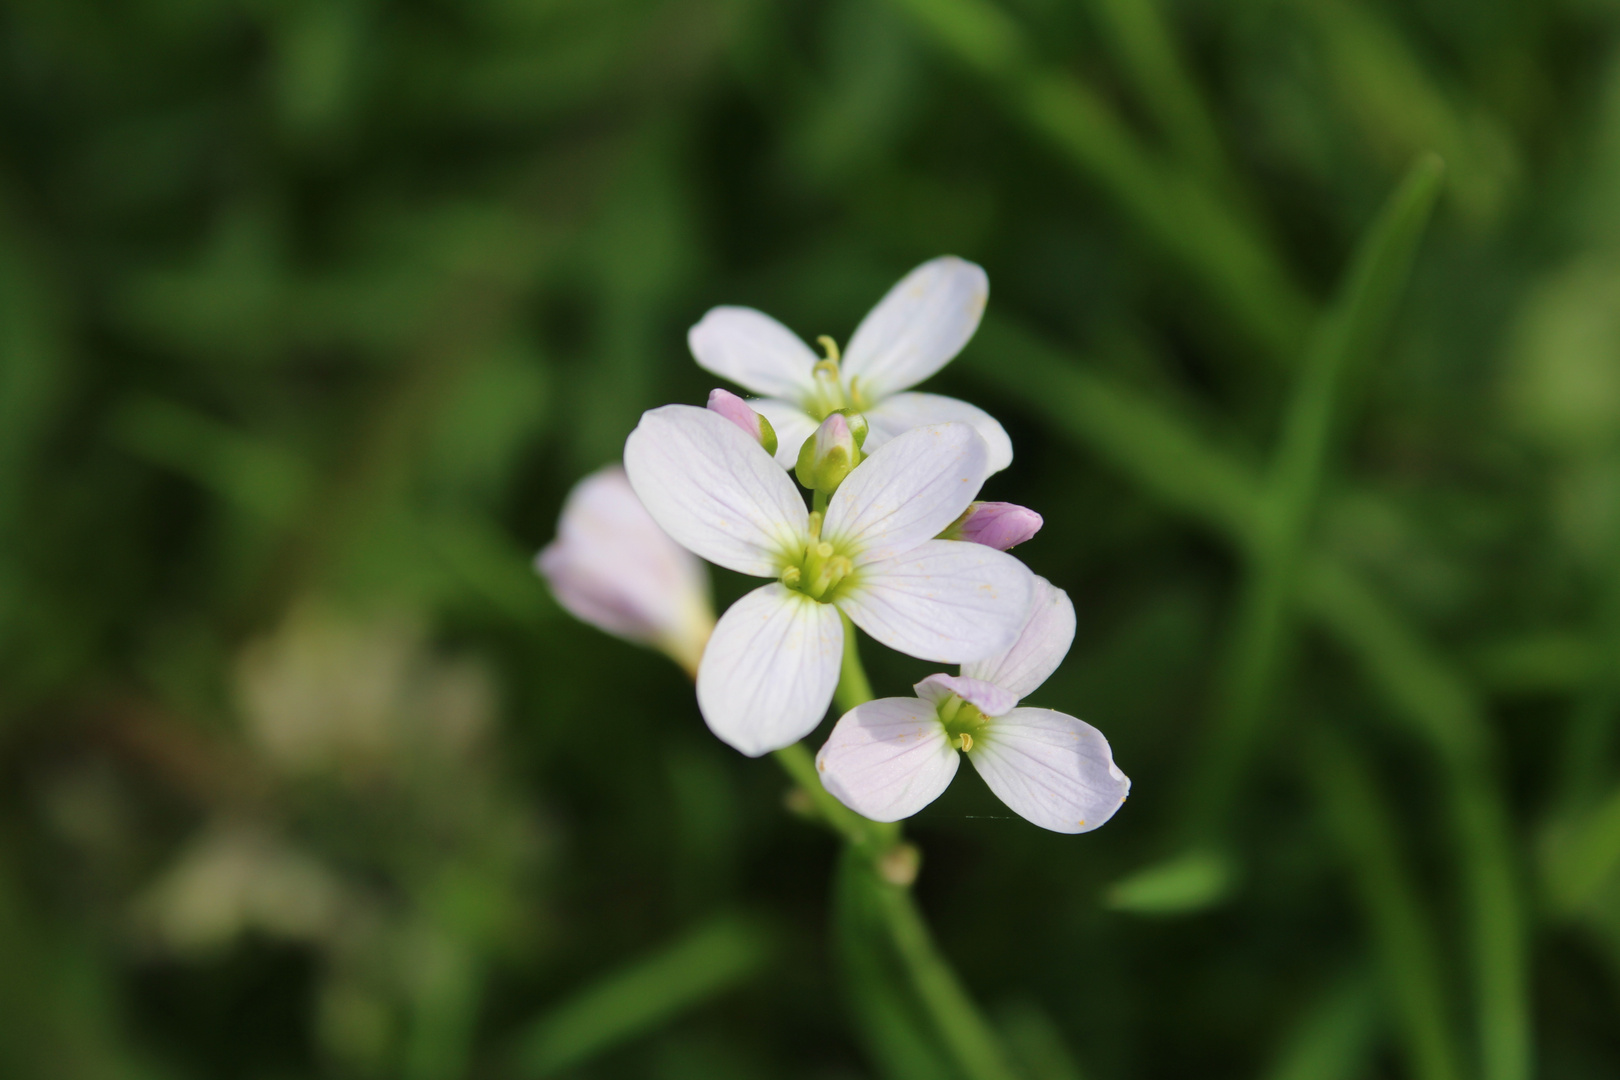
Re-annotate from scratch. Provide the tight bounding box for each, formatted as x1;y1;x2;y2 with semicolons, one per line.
6;0;1620;1077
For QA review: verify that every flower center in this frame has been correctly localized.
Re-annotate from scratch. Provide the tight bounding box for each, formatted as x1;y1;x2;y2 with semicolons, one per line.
804;336;872;420
936;694;988;753
779;510;858;602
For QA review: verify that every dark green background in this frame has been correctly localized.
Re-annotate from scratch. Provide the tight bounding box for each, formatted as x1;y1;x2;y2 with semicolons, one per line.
5;0;1620;1077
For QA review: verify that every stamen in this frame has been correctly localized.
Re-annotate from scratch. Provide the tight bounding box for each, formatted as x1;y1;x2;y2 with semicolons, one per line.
808;554;852;598
816;335;841;364
847;375;869;412
780;566;802;589
955;733;974;752
807;510;823;539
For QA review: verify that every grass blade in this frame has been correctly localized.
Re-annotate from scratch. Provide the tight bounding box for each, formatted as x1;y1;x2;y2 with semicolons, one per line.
508;914;773;1077
1307;727;1464;1080
890;0;1313;365
965;316;1530;1080
1194;155;1445;830
1256;969;1380;1080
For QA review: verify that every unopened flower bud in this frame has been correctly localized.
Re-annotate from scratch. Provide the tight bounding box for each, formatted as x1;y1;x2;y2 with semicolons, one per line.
839;408;869;449
877;842;922;886
941;501;1043;550
537;466;715;675
706;388;778;457
795;412;864;494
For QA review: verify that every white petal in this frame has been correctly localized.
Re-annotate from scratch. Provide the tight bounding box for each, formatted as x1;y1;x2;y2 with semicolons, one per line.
747;397;821;470
913;673;1018;718
961;575;1075;699
968;708;1130;833
815;697;960;822
842;257;989;398
624;405;808;577
689;307;819;399
838;539;1033;663
823;423;988;565
697;584;844;757
536;466;713;663
864;393;1013;474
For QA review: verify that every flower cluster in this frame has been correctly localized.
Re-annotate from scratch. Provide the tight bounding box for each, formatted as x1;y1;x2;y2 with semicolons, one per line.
540;257;1129;833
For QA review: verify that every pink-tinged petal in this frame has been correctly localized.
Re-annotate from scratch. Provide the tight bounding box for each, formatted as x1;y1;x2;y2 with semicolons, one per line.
967;708;1130;834
841;257;989;398
962;575;1075;700
913;673;1018;718
536;466;714;671
816;698;959;822
689;307;819;399
863;392;1013;474
707;388;777;455
696;584;844;756
953;502;1043;550
624;405;808;577
747;397;820;470
838;539;1033;663
822;423;989;565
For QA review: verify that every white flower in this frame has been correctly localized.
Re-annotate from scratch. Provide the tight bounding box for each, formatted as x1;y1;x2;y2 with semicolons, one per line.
815;576;1130;833
624;407;1033;757
688;256;1013;474
536;466;715;675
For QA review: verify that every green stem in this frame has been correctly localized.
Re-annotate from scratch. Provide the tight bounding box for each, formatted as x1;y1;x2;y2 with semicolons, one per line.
771;615;1019;1080
835;612;874;714
871;882;1024;1080
773;742;897;853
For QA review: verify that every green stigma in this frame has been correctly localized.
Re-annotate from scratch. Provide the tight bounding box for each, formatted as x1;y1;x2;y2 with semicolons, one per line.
937;694;988;753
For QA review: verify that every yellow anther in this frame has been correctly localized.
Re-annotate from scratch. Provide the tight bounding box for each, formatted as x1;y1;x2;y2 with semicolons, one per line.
956;733;974;752
781;566;802;588
816;541;834;559
807;510;823;539
816;335;841;364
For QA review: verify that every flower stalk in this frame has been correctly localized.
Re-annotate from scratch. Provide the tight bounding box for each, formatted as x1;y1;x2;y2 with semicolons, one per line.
773;628;1022;1080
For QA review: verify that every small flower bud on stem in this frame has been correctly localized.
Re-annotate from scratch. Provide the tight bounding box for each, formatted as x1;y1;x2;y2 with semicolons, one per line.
877;842;922;887
940;501;1043;550
707;388;778;456
795;412;864;495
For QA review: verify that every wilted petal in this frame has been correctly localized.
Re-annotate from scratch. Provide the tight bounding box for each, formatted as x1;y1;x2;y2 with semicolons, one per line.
842;257;989;398
913;673;1018;718
624;405;808;577
838;539;1032;663
690;307;819;399
536;466;714;671
696;584;844;757
962;575;1075;700
816;698;960;822
968;707;1130;833
864;392;1013;474
823;423;988;565
748;397;820;470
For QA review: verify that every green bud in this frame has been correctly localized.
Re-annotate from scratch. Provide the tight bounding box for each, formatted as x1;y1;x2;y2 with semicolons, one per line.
795;412;862;494
707;388;777;457
833;408;869;448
